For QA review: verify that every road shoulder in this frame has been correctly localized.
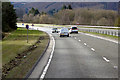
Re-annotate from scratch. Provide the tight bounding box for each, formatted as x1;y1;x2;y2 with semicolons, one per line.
28;34;55;78
79;32;118;44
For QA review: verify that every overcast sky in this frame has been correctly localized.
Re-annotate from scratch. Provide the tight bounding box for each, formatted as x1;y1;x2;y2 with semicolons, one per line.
1;0;120;2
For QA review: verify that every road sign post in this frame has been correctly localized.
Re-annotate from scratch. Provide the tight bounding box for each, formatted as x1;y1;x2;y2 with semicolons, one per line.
26;25;29;43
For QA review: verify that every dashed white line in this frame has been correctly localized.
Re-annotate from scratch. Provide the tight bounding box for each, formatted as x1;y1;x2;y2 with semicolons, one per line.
102;56;110;63
79;40;81;42
113;66;118;69
91;48;95;51
84;43;87;46
75;37;76;39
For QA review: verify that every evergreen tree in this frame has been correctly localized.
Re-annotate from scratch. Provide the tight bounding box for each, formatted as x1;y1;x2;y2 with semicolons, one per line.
28;7;35;15
61;5;67;10
41;11;47;15
68;4;72;10
28;8;40;16
35;9;40;15
2;2;17;32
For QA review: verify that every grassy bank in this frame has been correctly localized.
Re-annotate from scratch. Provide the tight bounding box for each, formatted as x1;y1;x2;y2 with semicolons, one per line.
79;30;119;41
2;28;49;78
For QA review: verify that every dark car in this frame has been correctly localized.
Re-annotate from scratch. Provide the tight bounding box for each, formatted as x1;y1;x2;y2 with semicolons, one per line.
52;28;59;33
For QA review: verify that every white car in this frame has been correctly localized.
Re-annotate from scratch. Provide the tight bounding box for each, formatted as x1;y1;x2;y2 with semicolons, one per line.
69;26;78;34
60;28;69;37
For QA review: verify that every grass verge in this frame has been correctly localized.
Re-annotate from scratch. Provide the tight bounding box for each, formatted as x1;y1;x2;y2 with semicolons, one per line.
2;28;49;78
79;30;119;41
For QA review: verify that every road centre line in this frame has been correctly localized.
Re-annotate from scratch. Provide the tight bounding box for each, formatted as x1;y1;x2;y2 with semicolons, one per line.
102;56;110;63
113;66;118;69
91;48;95;51
84;43;87;46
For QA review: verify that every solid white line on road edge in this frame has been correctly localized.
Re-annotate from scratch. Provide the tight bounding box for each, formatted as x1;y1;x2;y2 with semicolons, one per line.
91;48;95;51
79;40;81;42
79;32;118;44
40;34;55;80
102;56;110;63
84;43;87;46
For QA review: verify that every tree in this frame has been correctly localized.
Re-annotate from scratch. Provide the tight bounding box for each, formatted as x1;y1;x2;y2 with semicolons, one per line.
97;17;108;26
61;5;67;10
29;14;34;23
23;14;29;22
41;11;47;15
35;9;40;15
114;16;120;27
2;2;17;32
28;7;35;15
28;7;40;16
68;4;72;10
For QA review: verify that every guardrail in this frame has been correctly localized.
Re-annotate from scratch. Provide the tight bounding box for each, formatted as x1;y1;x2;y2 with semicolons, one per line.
79;28;119;37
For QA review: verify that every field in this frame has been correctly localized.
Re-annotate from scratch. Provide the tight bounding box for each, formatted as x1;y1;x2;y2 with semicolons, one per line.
2;28;49;78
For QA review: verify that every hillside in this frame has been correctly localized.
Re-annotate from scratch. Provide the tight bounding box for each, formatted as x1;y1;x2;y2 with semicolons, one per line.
12;2;118;18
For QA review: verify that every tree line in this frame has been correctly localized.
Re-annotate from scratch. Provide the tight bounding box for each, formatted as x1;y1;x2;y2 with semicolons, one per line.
2;2;120;35
20;6;119;26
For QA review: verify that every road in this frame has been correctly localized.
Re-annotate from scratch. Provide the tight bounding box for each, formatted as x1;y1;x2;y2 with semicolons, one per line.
18;25;118;79
44;32;118;78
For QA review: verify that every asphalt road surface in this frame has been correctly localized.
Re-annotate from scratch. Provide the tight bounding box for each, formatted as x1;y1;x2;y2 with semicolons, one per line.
37;27;118;78
18;25;118;79
44;33;118;78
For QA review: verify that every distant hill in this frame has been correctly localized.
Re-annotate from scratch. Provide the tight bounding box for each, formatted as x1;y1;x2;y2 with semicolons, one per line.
12;2;118;18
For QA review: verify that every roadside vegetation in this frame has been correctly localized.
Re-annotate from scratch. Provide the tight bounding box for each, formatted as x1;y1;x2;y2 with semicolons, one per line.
2;28;49;78
2;2;17;39
17;5;119;27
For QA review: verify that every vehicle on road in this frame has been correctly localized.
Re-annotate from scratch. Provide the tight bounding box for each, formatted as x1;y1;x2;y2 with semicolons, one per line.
52;28;59;33
32;24;34;26
60;28;69;37
69;26;78;34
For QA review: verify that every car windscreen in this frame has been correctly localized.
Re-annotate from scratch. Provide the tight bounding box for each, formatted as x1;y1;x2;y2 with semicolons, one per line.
61;28;69;32
72;27;77;29
52;28;57;30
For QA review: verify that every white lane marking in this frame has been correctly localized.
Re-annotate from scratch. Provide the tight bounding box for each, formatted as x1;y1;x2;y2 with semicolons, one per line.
79;40;81;42
84;43;87;46
102;56;110;63
91;48;95;51
40;34;55;80
75;37;76;39
79;32;118;44
113;66;118;69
